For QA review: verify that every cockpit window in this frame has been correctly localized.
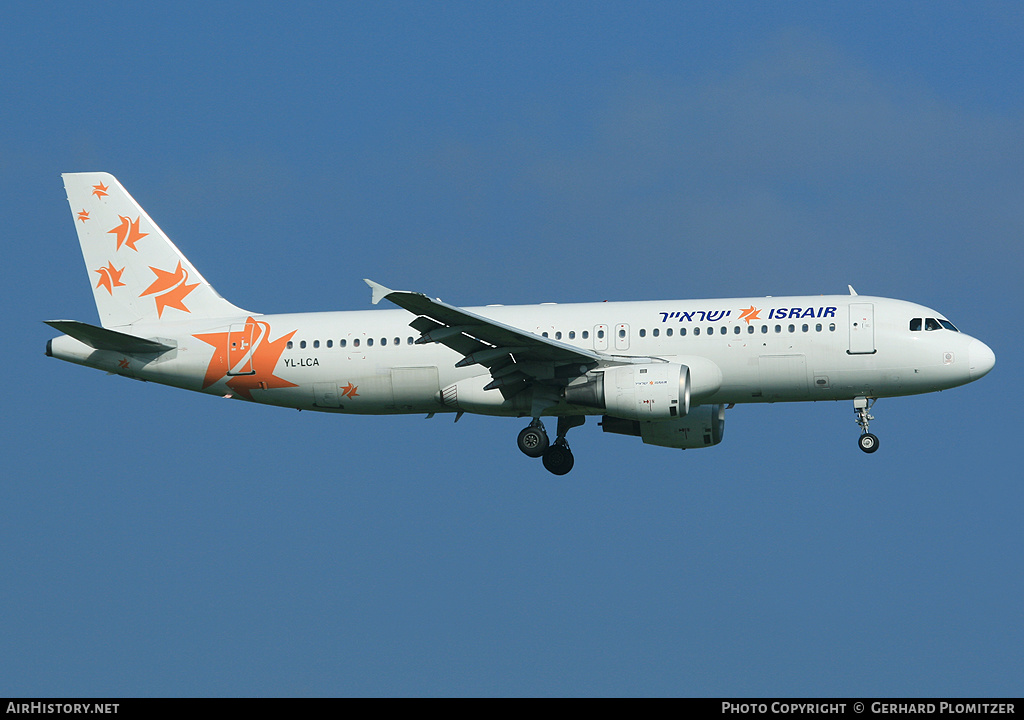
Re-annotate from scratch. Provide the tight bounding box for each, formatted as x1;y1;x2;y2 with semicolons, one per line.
909;318;922;331
925;318;942;331
939;319;959;332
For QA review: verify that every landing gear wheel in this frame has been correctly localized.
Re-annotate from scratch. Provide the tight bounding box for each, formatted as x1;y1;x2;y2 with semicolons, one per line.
542;442;574;475
858;433;880;454
517;426;549;458
853;397;879;454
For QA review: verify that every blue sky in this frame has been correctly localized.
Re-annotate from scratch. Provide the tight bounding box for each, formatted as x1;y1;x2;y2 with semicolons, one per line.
2;2;1021;697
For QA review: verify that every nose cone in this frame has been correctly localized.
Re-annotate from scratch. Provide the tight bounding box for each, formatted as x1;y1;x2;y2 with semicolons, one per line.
968;339;995;380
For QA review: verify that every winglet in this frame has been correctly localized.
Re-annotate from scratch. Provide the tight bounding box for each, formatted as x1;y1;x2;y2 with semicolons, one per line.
364;279;394;305
848;285;858;296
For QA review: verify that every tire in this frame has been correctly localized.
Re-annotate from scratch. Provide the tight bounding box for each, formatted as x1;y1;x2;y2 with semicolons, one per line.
542;444;574;475
517;426;549;458
858;433;880;454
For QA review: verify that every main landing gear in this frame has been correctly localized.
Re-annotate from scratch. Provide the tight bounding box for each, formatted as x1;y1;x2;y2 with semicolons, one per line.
854;396;879;454
517;416;585;475
517;420;548;458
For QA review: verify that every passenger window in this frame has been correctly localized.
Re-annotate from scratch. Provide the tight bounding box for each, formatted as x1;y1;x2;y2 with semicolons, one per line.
694;327;701;336
597;330;604;339
340;339;347;348
287;341;293;349
829;323;836;332
313;340;320;348
910;318;922;331
300;340;307;349
815;324;822;332
747;325;754;334
618;329;626;338
788;324;795;333
381;338;387;346
367;338;374;346
542;332;549;338
639;329;646;338
569;331;576;340
734;326;740;334
583;331;590;339
761;325;768;334
678;328;684;336
775;325;781;334
353;339;360;347
408;337;414;344
720;327;726;335
555;331;562;340
653;328;659;337
802;324;809;332
327;340;333;348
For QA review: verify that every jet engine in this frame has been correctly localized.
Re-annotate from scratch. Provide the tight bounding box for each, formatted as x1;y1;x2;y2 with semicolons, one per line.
601;404;726;449
564;363;690;421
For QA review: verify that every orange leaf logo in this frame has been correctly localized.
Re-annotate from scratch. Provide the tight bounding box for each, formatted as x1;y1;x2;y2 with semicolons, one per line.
94;262;126;295
107;215;149;251
194;318;298;400
140;261;198;317
738;306;762;324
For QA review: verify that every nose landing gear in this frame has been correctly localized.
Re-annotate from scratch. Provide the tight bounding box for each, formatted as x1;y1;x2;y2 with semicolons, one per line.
854;396;879;453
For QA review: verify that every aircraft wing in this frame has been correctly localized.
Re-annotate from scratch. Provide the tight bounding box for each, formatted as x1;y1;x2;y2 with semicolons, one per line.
365;280;599;390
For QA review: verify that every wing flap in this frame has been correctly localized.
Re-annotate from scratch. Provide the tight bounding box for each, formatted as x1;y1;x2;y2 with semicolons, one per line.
409;316;495;360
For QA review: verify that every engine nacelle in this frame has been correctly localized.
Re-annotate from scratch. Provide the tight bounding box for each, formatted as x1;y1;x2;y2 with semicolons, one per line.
565;363;690;421
601;404;726;449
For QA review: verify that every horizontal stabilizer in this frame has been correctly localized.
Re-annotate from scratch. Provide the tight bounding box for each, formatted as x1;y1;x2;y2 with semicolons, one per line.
45;320;175;354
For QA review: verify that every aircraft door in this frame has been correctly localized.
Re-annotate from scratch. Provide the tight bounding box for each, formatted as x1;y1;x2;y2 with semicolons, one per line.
594;324;609;351
615;323;630;351
227;319;261;375
848;303;876;355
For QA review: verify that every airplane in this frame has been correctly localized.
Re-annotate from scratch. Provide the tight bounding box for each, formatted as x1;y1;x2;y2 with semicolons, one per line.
47;172;996;475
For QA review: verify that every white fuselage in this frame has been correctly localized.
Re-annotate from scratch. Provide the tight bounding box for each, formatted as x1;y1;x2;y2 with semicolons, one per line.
49;294;991;418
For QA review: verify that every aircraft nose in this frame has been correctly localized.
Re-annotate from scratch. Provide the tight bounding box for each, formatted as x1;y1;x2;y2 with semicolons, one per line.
968;339;995;380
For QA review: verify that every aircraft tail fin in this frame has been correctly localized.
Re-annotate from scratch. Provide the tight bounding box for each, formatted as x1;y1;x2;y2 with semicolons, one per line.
62;172;249;328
